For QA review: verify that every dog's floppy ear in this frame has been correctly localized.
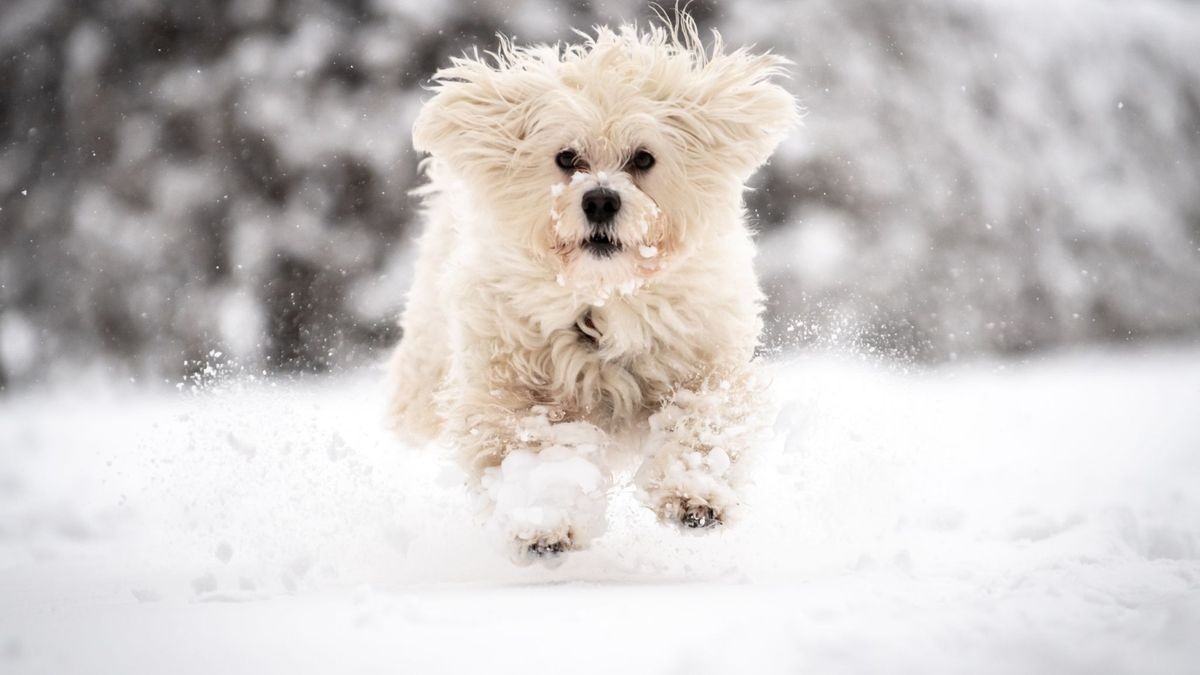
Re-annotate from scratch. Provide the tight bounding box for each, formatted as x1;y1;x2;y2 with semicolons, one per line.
412;46;545;175
671;49;799;177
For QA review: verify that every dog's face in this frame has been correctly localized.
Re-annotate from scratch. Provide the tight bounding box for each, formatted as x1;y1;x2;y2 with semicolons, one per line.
413;24;797;295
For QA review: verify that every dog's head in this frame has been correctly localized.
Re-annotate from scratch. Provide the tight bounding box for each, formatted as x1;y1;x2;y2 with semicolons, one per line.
413;18;798;296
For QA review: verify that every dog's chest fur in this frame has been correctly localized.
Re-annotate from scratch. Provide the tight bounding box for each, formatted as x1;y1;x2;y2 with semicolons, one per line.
510;281;721;427
464;232;761;430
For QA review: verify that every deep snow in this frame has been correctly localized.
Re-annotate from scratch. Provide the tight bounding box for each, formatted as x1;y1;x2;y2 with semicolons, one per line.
1;346;1198;674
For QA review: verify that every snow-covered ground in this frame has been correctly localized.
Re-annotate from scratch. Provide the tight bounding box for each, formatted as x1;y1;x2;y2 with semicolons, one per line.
1;346;1198;674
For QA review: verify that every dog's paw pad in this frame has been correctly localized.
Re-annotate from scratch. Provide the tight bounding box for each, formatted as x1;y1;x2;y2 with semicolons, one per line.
655;497;725;532
527;539;568;556
514;535;574;567
680;504;720;529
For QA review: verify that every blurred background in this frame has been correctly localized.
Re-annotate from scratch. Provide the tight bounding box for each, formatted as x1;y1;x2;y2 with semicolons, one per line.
2;0;1199;391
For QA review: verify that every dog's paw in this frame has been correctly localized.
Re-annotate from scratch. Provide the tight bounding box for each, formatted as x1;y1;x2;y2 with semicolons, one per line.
655;496;726;533
516;533;574;567
527;538;568;556
680;504;720;530
480;440;610;566
636;452;738;533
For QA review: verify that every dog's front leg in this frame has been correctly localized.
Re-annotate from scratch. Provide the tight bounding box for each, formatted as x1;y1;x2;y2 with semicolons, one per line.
635;367;770;530
451;395;612;565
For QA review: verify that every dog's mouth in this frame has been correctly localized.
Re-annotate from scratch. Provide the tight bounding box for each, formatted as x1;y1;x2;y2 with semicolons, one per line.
581;231;621;257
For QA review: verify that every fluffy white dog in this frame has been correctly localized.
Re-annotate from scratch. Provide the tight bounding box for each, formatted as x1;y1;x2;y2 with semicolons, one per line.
388;15;797;564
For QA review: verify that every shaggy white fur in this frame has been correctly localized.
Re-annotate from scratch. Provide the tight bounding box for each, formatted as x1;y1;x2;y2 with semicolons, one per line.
387;14;798;564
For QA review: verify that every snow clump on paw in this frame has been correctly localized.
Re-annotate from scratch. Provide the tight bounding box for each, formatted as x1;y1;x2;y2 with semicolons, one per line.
636;371;774;528
480;416;611;565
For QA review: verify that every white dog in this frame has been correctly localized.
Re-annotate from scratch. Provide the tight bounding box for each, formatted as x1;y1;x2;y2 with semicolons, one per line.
388;15;797;564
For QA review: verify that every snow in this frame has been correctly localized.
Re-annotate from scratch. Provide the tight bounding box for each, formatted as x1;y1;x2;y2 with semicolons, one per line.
1;346;1199;673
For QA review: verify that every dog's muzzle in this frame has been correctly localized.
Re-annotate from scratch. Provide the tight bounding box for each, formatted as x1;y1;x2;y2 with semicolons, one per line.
581;188;621;257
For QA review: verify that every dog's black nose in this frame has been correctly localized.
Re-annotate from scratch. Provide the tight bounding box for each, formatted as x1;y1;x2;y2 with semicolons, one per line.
581;188;621;225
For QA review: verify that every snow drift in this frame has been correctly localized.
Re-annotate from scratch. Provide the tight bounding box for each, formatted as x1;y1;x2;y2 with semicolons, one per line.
1;347;1198;673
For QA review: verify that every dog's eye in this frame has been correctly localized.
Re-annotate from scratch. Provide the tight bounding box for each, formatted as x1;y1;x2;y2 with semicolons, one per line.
630;149;655;172
555;150;579;171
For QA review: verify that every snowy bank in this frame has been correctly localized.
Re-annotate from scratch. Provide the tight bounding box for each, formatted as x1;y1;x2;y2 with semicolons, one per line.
1;346;1198;673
